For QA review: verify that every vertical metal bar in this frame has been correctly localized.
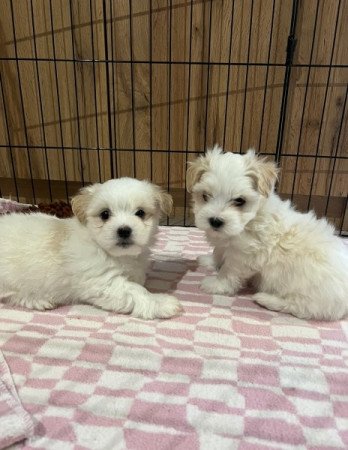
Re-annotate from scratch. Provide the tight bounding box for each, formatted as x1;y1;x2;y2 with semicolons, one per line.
102;0;114;179
240;0;254;152
128;0;136;177
9;0;36;202
324;85;348;217
222;0;235;150
258;0;276;153
149;0;153;182
166;0;173;225
290;0;320;201
203;0;213;151
183;0;194;226
0;72;19;200
110;0;118;178
68;0;84;186
307;0;341;210
89;0;102;182
275;0;299;164
339;195;347;236
49;0;69;202
30;0;52;201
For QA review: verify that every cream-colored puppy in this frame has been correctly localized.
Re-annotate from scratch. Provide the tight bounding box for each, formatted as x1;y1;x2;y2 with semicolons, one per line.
0;178;182;320
188;146;348;321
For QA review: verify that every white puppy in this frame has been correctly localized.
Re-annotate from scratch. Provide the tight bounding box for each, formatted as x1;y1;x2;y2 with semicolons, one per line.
188;146;348;321
0;178;182;320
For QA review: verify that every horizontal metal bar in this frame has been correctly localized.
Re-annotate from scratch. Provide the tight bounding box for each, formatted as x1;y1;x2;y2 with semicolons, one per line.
0;144;347;159
0;56;347;69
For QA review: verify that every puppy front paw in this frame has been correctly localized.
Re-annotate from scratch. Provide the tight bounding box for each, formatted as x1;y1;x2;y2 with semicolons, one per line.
200;276;234;295
153;294;183;319
24;298;57;311
132;294;183;320
198;254;215;269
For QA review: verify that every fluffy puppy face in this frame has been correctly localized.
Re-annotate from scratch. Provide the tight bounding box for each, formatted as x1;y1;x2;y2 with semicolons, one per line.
71;178;172;257
187;146;278;240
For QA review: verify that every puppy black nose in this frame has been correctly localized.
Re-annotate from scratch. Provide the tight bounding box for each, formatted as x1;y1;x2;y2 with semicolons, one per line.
209;217;224;229
117;226;132;239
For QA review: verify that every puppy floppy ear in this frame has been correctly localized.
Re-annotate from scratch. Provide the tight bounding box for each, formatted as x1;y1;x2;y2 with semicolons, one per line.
154;187;173;216
245;149;278;197
186;158;208;193
71;184;99;223
186;144;223;192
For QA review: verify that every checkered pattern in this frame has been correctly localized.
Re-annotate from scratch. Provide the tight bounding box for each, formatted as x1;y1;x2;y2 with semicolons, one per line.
0;227;347;449
0;351;33;448
0;198;32;214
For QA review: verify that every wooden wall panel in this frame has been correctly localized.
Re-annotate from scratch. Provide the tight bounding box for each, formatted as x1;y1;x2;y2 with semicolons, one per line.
0;0;347;230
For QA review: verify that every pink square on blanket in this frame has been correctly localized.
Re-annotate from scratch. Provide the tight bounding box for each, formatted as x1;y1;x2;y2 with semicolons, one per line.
4;356;31;376
63;366;102;384
333;401;348;417
128;400;192;430
36;416;76;441
25;378;57;390
244;417;306;445
78;343;113;364
161;356;203;377
238;364;280;386
2;335;46;354
49;390;89;407
124;429;198;450
325;372;348;395
143;380;190;397
232;320;271;336
240;387;295;412
239;336;278;351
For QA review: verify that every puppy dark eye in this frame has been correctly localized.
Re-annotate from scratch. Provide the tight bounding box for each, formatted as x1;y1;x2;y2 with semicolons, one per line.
233;198;245;207
135;209;145;219
100;209;110;221
202;193;209;202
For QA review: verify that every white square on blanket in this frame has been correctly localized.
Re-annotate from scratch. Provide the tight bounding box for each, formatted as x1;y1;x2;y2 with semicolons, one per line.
189;383;245;409
109;346;162;372
37;338;85;360
19;386;51;405
280;366;329;393
30;363;68;380
81;395;134;418
291;397;334;417
303;427;343;447
199;432;239;450
98;370;150;391
187;404;244;436
74;423;125;449
272;325;320;339
55;379;95;395
202;359;238;382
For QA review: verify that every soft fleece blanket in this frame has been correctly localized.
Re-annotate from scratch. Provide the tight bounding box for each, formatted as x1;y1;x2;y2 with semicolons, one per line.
0;351;33;448
0;226;347;449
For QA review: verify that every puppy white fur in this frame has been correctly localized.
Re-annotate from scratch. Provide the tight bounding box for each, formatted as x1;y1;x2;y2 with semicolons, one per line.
0;178;182;320
188;146;348;321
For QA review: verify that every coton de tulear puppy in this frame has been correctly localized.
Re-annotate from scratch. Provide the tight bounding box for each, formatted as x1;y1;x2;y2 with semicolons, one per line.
187;146;348;321
0;178;182;319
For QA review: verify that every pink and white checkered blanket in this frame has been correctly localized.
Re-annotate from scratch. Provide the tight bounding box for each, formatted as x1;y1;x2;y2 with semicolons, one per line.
0;226;347;449
0;351;33;448
0;198;32;214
